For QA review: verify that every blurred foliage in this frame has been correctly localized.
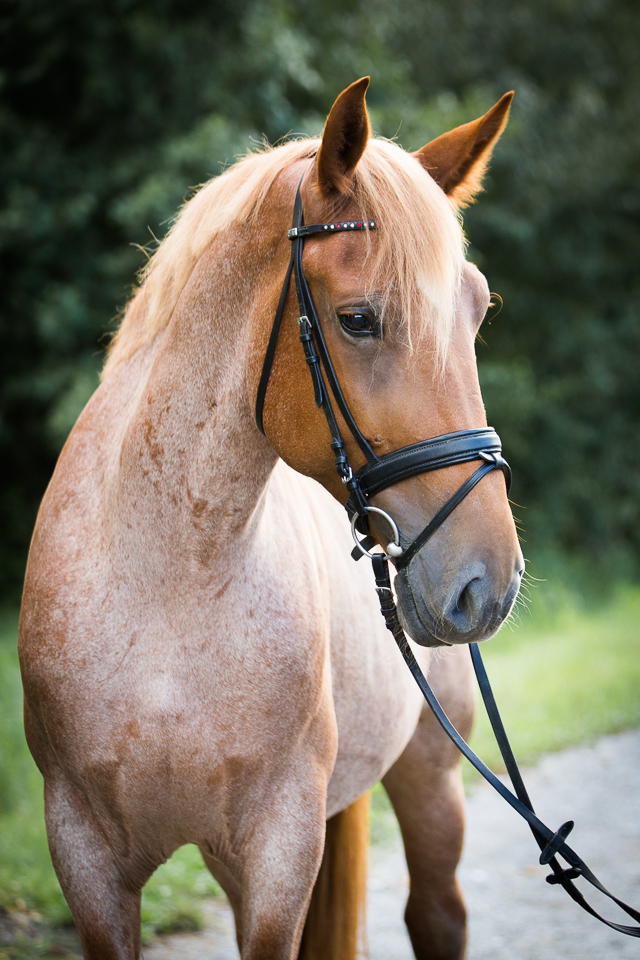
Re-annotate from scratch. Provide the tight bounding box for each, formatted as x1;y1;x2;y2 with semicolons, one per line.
1;0;640;596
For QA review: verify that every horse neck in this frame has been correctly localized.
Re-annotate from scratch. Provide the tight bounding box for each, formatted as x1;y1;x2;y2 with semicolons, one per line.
112;219;284;586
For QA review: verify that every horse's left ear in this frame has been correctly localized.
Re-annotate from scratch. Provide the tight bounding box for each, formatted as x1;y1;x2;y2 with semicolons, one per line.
315;77;371;197
414;92;514;208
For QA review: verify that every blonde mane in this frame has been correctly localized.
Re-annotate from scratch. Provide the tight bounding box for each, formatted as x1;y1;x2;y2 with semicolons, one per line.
103;137;465;378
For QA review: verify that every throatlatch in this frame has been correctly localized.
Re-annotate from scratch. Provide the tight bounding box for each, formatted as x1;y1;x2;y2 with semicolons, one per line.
255;169;640;938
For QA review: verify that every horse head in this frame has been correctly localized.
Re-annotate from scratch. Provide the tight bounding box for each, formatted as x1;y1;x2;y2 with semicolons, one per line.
259;78;523;647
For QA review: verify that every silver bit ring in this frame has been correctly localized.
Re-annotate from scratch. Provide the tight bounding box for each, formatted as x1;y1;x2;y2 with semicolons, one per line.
350;506;402;560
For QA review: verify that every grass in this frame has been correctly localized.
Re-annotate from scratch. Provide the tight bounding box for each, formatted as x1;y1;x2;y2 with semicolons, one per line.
1;581;639;949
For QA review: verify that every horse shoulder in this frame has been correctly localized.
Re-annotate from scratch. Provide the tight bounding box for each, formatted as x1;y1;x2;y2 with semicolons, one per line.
269;465;425;812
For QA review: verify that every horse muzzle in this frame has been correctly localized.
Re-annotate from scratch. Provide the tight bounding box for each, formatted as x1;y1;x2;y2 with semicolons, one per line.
394;556;523;647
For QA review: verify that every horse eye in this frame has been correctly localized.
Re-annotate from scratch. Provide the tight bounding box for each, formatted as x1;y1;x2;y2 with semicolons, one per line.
338;312;379;338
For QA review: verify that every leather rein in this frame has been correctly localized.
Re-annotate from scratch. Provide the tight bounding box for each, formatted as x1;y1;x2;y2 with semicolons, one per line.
255;173;640;938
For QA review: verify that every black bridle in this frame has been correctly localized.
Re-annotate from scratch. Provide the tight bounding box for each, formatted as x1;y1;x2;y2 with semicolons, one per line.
256;176;512;565
255;172;640;938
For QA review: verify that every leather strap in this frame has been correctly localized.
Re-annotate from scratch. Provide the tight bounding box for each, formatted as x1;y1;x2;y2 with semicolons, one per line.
288;219;377;239
371;553;640;938
290;206;378;465
255;252;295;434
256;170;378;460
255;175;306;435
394;460;497;570
356;428;510;498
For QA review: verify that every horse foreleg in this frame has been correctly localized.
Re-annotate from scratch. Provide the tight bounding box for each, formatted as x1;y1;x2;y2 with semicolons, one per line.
44;774;149;960
382;645;475;960
199;850;244;952
223;778;327;960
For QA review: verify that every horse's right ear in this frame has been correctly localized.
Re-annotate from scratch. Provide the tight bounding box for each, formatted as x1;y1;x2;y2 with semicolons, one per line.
315;77;371;198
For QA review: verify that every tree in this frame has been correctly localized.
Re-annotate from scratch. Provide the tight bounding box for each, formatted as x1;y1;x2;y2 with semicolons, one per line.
2;0;639;598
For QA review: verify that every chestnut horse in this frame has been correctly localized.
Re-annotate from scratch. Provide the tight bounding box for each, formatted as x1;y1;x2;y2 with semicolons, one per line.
19;79;523;960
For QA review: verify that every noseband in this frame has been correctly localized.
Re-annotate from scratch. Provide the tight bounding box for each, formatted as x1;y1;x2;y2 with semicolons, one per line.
254;171;640;939
255;176;511;569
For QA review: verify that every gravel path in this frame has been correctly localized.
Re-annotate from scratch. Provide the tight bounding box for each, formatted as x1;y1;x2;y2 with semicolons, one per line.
146;730;640;959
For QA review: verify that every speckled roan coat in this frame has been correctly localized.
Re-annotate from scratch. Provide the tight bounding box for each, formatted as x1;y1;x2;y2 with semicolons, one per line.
19;79;522;960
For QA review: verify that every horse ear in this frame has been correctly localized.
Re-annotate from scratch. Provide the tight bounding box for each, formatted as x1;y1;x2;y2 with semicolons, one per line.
413;92;514;208
315;77;371;197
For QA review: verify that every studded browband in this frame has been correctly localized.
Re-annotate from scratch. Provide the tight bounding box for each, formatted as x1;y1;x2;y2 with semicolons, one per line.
288;219;377;239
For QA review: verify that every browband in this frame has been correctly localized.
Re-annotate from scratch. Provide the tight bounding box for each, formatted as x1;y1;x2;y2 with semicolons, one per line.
288;219;377;239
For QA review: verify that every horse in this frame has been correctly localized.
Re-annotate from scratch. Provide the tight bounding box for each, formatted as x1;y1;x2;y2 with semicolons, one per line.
19;78;523;960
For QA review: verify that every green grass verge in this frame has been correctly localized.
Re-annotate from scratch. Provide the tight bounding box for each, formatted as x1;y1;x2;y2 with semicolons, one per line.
2;584;639;945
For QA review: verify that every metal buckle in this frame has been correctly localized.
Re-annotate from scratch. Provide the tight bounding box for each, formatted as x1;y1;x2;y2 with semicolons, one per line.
350;506;403;560
288;227;298;238
341;464;354;484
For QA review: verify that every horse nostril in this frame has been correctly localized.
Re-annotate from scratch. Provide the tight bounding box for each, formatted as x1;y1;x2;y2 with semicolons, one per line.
444;564;521;638
455;576;482;618
398;559;522;646
449;574;485;631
